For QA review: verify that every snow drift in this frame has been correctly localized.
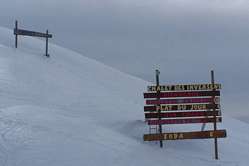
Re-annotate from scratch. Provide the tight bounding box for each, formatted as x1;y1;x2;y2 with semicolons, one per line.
0;26;248;166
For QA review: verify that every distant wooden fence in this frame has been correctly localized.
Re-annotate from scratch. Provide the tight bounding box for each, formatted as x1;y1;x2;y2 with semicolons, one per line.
143;70;227;160
14;20;53;57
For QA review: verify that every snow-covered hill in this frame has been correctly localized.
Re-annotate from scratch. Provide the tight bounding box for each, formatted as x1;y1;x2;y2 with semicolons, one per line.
0;26;248;166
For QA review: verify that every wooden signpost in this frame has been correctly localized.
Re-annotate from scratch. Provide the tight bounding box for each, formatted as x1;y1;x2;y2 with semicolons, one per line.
143;70;227;160
14;20;53;57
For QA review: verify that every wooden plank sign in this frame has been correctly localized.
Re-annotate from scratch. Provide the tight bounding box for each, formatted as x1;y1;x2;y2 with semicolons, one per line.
146;97;220;105
145;104;220;112
144;104;220;112
144;130;227;141
147;117;222;125
14;20;52;57
14;29;52;38
144;91;220;98
147;84;221;92
145;110;221;119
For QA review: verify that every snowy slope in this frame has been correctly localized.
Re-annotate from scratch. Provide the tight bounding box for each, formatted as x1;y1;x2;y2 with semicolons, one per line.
0;26;248;166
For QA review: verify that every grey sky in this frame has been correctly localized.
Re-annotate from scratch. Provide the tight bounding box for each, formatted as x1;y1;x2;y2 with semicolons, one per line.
1;0;249;117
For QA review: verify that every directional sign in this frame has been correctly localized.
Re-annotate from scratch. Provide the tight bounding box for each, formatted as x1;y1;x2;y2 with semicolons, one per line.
14;29;52;38
144;104;220;112
147;84;221;92
144;91;220;98
147;117;222;125
146;97;220;105
145;111;221;119
143;130;227;141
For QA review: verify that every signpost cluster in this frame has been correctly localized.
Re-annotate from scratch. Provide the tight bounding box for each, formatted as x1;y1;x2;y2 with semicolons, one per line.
143;70;226;159
14;20;53;57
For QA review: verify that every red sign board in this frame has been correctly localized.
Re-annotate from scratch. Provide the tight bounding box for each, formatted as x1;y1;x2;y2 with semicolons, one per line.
145;111;220;119
147;117;222;125
144;91;220;99
146;97;219;105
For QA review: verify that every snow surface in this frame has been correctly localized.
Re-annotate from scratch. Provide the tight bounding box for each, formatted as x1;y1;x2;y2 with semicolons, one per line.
0;26;248;166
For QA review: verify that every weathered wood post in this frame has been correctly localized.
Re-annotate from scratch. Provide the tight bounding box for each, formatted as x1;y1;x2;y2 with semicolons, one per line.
15;20;18;48
13;22;52;57
156;69;163;148
45;30;49;57
211;70;218;160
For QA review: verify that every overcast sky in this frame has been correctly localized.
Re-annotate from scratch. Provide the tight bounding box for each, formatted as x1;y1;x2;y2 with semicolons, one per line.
1;0;249;117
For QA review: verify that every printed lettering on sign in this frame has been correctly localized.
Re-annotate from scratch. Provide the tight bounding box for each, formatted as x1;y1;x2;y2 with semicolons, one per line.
144;73;226;159
147;84;221;92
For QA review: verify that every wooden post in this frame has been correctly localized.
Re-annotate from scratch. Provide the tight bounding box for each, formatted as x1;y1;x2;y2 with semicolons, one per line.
15;20;18;48
156;69;163;148
211;70;218;160
45;30;49;57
